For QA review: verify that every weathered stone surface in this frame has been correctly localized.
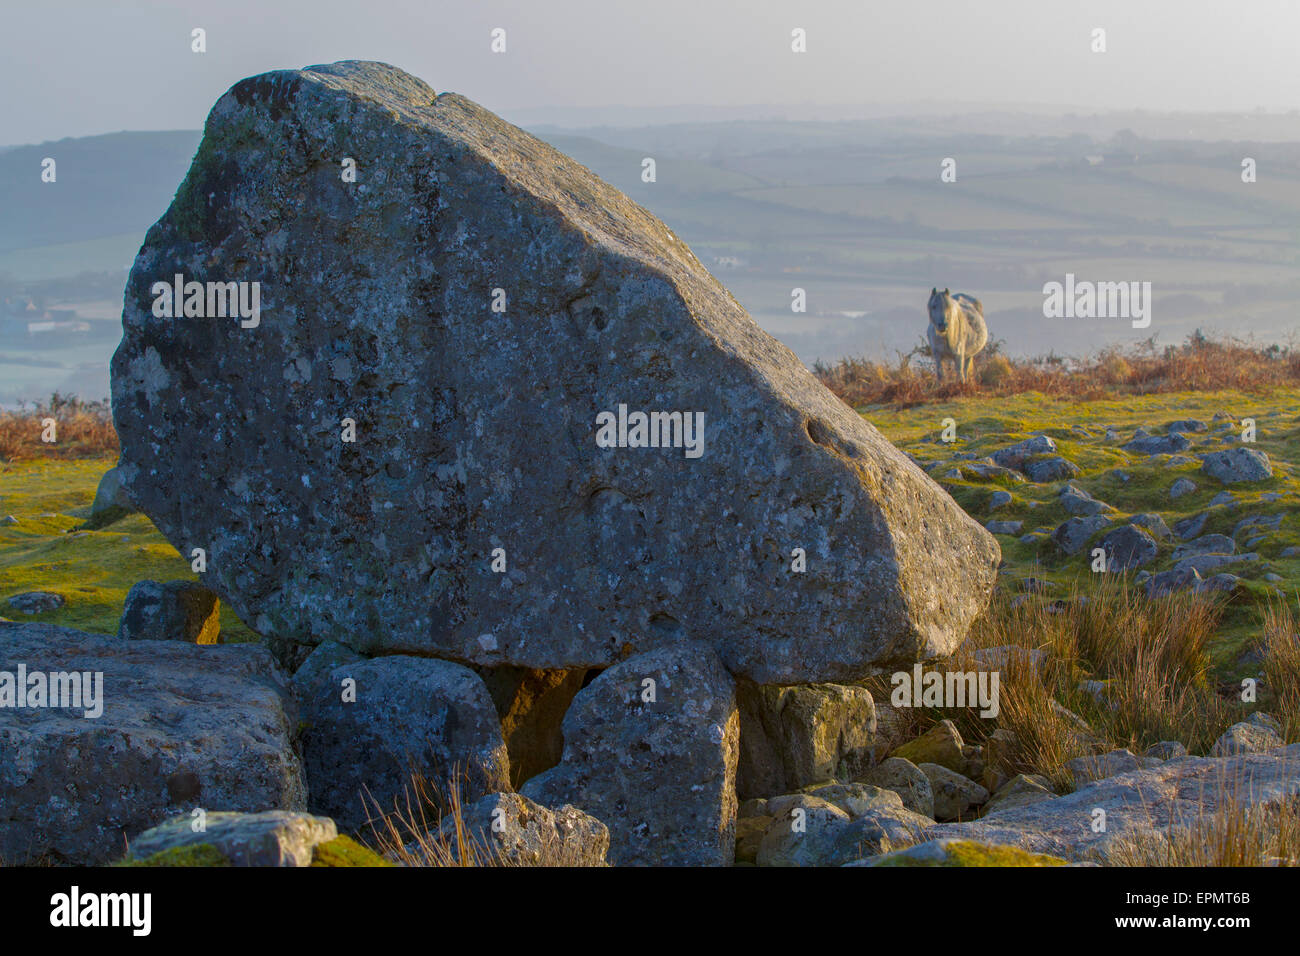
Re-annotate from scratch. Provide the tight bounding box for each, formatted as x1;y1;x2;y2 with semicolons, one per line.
891;719;966;773
129;810;336;867
1059;484;1112;516
1201;448;1272;483
1143;741;1189;761
1123;433;1191;456
991;435;1056;471
1129;513;1170;539
91;465;137;519
985;520;1022;535
435;792;608;866
1145;564;1203;598
933;745;1300;861
1024;456;1079;483
1052;515;1112;555
857;756;935;818
918;763;988;821
1173;533;1236;559
755;790;932;866
108;60;998;684
1097;525;1158;570
1066;748;1142;784
735;815;771;864
0;622;305;865
1210;719;1283;757
6;592;64;614
1169;477;1197;500
736;681;875;799
853;837;1066;867
521;641;739;866
474;665;588;789
118;579;222;644
295;652;509;832
981;773;1056;816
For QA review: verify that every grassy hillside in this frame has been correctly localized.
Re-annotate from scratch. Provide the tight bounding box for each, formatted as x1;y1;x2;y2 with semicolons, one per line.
863;387;1300;670
0;457;257;641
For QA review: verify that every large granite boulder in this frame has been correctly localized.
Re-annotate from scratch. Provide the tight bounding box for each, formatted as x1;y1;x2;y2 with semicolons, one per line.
0;622;306;864
521;641;739;866
293;649;509;832
109;60;998;684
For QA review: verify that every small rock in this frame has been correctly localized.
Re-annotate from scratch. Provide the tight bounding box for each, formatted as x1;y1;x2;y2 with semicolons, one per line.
129;810;336;867
981;774;1056;816
755;793;931;866
435;791;609;866
1123;433;1192;456
1169;477;1197;500
858;757;935;819
1142;741;1188;761
1196;572;1241;593
1173;512;1209;540
989;490;1013;510
986;520;1023;535
1201;448;1272;484
918;763;989;821
1173;552;1257;576
1209;491;1237;507
991;435;1057;471
1129;512;1171;539
1211;720;1283;757
1173;534;1236;559
1059;484;1114;516
1024;456;1080;483
118;580;221;644
91;465;138;521
1097;525;1159;570
1052;515;1113;555
6;591;64;614
1166;419;1207;435
891;720;966;773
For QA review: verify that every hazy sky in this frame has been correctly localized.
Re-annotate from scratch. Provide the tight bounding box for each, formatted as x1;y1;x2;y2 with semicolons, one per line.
4;0;1299;144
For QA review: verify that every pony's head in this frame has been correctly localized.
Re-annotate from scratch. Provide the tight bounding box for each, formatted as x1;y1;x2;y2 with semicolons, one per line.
928;288;952;331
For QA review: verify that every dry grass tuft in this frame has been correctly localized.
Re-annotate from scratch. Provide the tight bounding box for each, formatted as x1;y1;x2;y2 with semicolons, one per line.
1262;599;1300;743
869;577;1245;789
816;332;1300;408
1107;795;1300;867
0;393;118;460
363;768;599;867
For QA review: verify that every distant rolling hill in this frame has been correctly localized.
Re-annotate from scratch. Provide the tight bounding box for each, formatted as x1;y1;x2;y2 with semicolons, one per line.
2;120;1299;394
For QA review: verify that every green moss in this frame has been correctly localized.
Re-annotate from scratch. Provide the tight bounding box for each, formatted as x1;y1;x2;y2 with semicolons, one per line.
117;844;231;867
310;835;393;867
876;840;1066;867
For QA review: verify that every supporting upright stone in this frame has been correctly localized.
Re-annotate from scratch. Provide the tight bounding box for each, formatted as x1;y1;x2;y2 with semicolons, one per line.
522;642;739;866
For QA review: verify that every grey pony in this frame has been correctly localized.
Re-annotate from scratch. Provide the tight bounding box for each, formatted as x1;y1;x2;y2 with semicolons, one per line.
927;288;988;383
